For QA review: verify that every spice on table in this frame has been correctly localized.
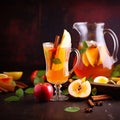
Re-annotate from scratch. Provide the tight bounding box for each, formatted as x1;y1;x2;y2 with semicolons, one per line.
95;101;103;106
15;81;28;89
91;94;112;101
88;99;95;107
84;107;93;113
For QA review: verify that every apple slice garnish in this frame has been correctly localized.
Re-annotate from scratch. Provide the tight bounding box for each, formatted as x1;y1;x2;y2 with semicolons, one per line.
94;76;109;84
68;79;91;98
52;29;71;71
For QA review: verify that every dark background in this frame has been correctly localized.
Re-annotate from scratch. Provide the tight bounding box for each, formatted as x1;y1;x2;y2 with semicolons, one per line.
0;0;120;72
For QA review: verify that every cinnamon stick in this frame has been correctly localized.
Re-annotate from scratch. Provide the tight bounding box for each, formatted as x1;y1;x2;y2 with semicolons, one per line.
50;35;60;69
88;99;95;107
54;35;60;48
91;94;112;101
15;81;28;89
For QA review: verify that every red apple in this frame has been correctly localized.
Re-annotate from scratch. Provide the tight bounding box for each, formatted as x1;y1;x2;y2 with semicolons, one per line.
34;82;54;102
30;70;39;82
30;70;47;82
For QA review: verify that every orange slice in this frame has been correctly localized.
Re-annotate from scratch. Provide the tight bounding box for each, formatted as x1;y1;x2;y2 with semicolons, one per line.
52;47;66;70
82;52;89;66
86;46;99;67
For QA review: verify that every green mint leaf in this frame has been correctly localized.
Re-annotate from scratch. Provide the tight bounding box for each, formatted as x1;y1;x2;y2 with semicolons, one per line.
79;41;88;54
34;77;44;85
79;48;86;54
25;87;34;94
52;58;61;64
83;41;88;48
37;70;46;77
72;75;80;80
111;71;120;77
111;64;120;77
34;77;40;85
15;88;24;98
39;78;44;83
88;77;94;82
62;89;69;95
91;87;97;96
4;96;20;102
64;107;80;112
113;64;120;71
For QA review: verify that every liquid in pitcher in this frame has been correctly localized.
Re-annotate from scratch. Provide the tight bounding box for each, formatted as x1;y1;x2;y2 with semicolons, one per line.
74;41;114;79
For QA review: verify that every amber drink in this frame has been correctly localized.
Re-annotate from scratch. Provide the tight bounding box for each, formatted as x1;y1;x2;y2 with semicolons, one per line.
74;41;114;79
73;22;119;79
43;42;70;85
43;30;80;101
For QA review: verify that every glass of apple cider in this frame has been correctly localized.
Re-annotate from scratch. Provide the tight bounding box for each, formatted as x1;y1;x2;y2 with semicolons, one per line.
43;42;80;101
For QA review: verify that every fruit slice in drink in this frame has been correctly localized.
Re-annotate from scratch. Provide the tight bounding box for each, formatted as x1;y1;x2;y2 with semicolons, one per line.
85;46;99;67
52;29;71;71
82;52;89;67
52;47;66;71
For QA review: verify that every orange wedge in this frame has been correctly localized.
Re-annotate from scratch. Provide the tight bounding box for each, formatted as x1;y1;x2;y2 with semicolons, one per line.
82;52;89;66
52;47;66;70
86;46;99;67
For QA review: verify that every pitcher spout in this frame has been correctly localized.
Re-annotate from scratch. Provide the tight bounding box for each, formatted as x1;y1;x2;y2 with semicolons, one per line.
73;22;88;40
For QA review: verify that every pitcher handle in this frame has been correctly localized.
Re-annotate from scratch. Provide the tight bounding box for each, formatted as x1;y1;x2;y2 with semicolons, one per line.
104;29;119;62
69;48;80;76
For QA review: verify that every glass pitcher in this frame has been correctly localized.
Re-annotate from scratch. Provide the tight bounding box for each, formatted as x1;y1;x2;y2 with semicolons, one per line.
73;22;119;78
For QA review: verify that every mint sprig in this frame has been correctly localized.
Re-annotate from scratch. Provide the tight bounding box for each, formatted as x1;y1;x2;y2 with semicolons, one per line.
4;88;24;102
111;64;120;77
4;96;20;102
24;87;34;94
52;58;61;64
37;70;46;77
15;88;24;98
79;41;88;54
4;87;34;102
91;87;97;96
34;77;44;85
64;107;80;112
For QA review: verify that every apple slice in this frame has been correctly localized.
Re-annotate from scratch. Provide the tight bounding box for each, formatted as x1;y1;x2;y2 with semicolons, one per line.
94;76;109;84
68;79;91;98
60;29;71;48
52;29;71;70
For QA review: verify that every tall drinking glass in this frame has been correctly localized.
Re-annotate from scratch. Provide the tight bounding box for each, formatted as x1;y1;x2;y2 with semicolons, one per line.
43;42;80;101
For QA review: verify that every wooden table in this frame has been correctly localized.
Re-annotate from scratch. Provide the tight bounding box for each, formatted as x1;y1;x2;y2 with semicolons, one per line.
0;92;120;120
0;70;120;120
